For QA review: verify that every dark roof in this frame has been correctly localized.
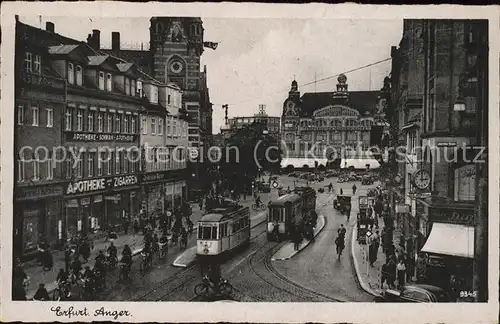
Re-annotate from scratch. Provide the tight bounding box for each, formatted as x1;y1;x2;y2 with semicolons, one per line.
117;63;134;72
16;20;81;48
48;44;79;55
299;91;378;118
100;49;152;75
269;193;301;207
200;213;225;222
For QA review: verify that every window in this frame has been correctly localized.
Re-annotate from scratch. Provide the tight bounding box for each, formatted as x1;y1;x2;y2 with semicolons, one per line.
408;131;416;154
76;65;83;86
151;117;157;135
31;106;39;126
142;116;148;135
88;153;94;178
123;151;129;173
33;160;40;181
158;118;164;135
167;118;171;136
115;151;120;174
34;55;41;74
24;52;32;72
130;151;136;173
68;63;74;84
137;81;143;97
76;157;83;178
97;112;104;132
98;152;104;176
107;113;113;133
17;105;24;125
45;108;53;127
131;80;136;97
116;114;122;133
167;94;171;105
87;111;94;132
131;116;136;133
18;160;25;182
125;78;130;95
173;120;177;137
66;158;73;179
124;115;129;133
99;72;105;90
44;154;53;180
454;165;476;201
106;73;112;91
105;153;111;175
76;109;83;131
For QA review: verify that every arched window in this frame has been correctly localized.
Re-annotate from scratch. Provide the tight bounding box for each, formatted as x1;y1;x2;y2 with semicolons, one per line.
156;22;163;33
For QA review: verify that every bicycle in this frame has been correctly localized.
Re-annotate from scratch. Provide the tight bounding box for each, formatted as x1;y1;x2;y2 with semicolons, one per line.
52;282;71;301
139;252;152;273
194;277;233;297
118;262;130;282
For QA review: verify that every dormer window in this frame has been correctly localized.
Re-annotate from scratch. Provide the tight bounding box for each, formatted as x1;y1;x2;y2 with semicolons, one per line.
168;94;171;105
76;65;83;86
131;80;136;97
137;81;143;97
106;73;112;91
125;78;130;95
99;72;105;90
68;63;74;84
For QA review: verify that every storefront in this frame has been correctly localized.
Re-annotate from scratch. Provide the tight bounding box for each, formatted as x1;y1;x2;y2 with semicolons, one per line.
418;204;475;298
14;184;64;256
64;175;140;239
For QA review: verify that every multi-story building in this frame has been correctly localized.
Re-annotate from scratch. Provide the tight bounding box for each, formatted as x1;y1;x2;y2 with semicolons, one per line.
389;19;488;297
14;19;69;256
280;76;383;169
139;77;189;225
100;17;214;198
227;110;281;140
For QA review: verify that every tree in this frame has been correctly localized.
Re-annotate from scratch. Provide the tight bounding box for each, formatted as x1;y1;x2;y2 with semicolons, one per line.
219;121;281;192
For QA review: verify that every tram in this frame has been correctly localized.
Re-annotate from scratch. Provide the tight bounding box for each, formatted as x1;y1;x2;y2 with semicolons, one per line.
196;205;251;260
267;186;316;241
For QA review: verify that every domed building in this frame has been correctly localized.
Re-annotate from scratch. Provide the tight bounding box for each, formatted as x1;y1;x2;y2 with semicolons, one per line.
280;75;385;170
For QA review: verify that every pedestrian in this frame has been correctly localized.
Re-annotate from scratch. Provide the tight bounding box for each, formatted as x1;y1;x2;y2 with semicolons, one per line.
123;219;129;235
396;259;406;288
352;184;357;195
380;262;389;289
386;257;396;288
340;188;343;195
346;204;351;221
133;218;139;236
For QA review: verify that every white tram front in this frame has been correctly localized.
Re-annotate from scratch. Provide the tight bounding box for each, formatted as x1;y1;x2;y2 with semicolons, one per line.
197;206;250;258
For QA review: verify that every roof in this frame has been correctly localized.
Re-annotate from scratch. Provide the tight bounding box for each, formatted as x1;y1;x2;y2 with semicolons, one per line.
281;158;328;169
16;20;81;48
117;62;134;72
48;44;79;55
100;49;152;75
87;55;109;66
200;213;225;222
299;91;379;118
269;193;301;206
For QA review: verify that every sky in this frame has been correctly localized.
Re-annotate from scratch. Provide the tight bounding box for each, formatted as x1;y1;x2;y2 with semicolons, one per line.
20;16;403;134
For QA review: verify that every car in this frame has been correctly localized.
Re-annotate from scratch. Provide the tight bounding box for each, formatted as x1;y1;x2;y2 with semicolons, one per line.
374;284;452;303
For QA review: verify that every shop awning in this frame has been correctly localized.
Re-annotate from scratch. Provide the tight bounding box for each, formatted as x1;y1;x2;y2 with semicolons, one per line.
421;222;474;258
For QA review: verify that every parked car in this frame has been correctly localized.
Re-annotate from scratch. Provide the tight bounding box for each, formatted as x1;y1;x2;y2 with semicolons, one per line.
374;284;452;303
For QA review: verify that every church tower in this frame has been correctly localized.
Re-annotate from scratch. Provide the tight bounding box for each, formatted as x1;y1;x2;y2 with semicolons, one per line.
282;79;301;117
149;17;204;91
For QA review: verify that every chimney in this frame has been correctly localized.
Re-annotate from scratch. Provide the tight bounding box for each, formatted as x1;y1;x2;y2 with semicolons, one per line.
45;21;55;33
91;29;101;50
112;32;120;52
15;15;19;22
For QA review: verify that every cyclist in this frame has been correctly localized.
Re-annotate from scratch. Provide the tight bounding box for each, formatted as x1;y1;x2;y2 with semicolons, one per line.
159;232;168;256
255;195;262;207
107;242;118;263
180;227;188;249
152;233;159;256
94;251;106;275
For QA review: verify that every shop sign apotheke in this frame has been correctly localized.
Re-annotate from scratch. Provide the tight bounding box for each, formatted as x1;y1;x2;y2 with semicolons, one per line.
65;131;137;143
66;175;138;195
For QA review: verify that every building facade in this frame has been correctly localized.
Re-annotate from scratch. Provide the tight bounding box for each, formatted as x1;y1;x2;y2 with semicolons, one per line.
389;19;488;297
14;20;68;255
139;79;189;225
227;112;281;140
280;76;380;164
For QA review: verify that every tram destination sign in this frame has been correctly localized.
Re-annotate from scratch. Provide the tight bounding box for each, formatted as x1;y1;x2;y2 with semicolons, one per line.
65;131;138;143
66;175;138;195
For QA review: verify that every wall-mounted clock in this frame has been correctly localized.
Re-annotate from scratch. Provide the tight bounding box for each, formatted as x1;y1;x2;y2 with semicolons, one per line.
286;101;297;116
413;170;431;190
169;60;184;74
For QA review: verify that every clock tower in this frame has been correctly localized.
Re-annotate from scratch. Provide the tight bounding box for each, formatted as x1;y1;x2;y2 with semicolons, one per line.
149;17;204;92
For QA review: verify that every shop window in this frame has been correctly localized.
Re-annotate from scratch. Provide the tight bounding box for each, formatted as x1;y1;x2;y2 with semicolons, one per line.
115;151;121;174
454;164;476;201
131;116;136;133
88;153;94;178
76;109;84;131
76;156;83;178
97;112;104;132
142;116;148;135
107;113;113;133
124;115;129;133
116;114;122;133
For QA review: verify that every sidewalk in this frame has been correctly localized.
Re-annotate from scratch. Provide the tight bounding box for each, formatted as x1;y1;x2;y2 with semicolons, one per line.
351;217;402;297
271;215;326;261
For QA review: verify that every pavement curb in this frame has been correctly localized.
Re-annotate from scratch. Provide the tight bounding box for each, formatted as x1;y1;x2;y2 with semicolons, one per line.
350;224;380;297
271;214;326;261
